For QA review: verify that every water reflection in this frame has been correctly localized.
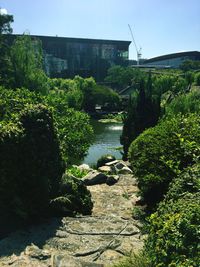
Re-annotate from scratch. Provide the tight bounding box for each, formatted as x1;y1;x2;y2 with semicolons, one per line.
83;120;123;166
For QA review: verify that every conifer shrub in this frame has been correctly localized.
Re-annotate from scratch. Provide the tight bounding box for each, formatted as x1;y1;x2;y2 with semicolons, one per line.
128;113;200;207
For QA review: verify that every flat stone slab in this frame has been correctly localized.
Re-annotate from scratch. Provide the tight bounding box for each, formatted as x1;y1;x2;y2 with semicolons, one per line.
0;174;143;267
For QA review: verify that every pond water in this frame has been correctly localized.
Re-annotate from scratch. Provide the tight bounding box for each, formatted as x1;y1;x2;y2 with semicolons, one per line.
83;120;123;166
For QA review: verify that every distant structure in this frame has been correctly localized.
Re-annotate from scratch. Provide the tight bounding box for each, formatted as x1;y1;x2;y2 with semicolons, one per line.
143;51;200;68
128;24;142;65
6;34;131;81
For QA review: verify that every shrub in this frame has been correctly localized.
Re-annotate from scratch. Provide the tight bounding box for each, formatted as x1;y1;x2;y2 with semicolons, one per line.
194;72;200;86
96;154;116;168
146;193;200;267
51;174;93;216
66;166;89;178
128;113;200;206
53;108;94;163
165;89;200;116
0;86;43;122
0;104;64;231
165;162;200;202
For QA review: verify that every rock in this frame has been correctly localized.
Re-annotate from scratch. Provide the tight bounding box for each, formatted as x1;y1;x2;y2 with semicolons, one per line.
98;165;112;173
52;254;104;267
105;160;132;174
106;175;119;186
82;171;108;185
25;244;50;260
118;166;133;174
77;164;91;171
115;161;126;170
105;160;119;166
97;155;116;168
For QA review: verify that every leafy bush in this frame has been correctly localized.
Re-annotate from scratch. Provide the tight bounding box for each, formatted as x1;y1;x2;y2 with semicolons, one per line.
146;193;200;267
165;162;200;202
52;108;94;163
128;113;200;206
96;154;116;168
0;86;43;122
165;89;200;116
0;104;64;231
194;72;200;86
66;166;89;178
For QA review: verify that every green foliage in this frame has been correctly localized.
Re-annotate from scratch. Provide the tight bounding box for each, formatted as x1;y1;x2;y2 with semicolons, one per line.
105;66;145;89
165;163;200;202
101;113;124;123
146;193;200;267
132;206;146;221
66;166;89;178
180;59;200;72
0;12;13;34
0;12;13;86
10;34;49;93
111;252;150;267
45;84;94;163
0;104;64;230
51;174;93;216
165;89;200;116
194;72;200;86
0;86;43;122
49;76;120;112
128;113;200;206
92;84;121;111
153;74;187;95
0;84;93;165
50;107;93;163
121;73;160;159
96;154;116;168
48;78;84;110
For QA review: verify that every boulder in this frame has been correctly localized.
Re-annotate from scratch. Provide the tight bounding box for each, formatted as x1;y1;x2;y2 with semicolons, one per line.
115;161;126;170
98;165;112;173
82;171;108;185
97;155;116;168
118;166;133;174
77;164;91;171
105;160;119;166
25;244;50;260
106;175;119;186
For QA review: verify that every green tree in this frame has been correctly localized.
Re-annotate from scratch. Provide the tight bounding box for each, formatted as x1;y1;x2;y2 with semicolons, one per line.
10;34;49;93
180;59;200;71
105;66;145;90
121;73;160;159
0;11;13;86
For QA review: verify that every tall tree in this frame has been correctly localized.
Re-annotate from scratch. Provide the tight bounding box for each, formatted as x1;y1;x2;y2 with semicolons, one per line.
121;72;160;159
0;11;13;86
10;34;49;93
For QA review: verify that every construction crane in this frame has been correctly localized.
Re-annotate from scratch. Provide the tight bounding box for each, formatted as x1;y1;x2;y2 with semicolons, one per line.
128;24;142;65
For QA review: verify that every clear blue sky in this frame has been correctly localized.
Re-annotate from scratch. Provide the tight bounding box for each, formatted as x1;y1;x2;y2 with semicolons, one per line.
1;0;199;60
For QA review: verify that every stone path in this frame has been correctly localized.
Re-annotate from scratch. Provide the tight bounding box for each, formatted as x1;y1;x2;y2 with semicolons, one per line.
0;174;143;267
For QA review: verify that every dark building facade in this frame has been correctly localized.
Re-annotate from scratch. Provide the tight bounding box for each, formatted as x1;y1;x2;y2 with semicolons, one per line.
7;34;131;81
144;51;200;68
